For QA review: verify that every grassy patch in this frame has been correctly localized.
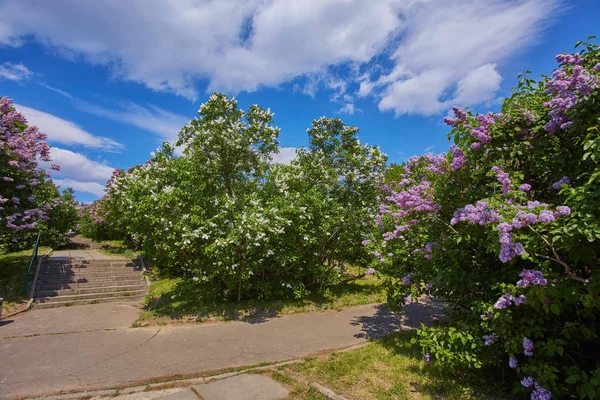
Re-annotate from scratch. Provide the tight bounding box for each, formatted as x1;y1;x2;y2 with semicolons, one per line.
0;246;52;313
136;267;385;326
277;331;510;400
97;240;140;259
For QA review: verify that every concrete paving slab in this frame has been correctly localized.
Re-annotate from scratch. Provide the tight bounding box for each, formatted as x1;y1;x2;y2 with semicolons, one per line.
88;388;187;400
0;302;142;338
193;374;288;400
155;389;200;400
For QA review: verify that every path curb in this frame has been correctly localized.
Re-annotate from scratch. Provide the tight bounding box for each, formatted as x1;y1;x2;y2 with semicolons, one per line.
20;343;370;400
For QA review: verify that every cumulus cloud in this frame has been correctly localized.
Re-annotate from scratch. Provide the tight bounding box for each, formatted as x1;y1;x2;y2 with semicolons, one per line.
0;0;561;114
271;147;297;165
45;147;115;183
15;104;124;151
52;179;106;197
337;103;361;115
0;62;34;81
375;0;560;115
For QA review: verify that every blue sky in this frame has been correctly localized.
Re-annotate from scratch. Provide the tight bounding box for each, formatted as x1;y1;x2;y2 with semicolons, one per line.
0;0;598;203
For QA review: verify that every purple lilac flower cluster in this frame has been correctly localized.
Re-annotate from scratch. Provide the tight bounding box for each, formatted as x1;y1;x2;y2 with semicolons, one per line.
531;384;552;400
494;293;527;309
470;112;500;149
451;201;501;226
412;241;437;259
517;270;548;287
544;54;599;133
483;333;498;346
522;377;552;399
509;356;518;369
365;268;376;275
449;145;465;171
491;166;512;196
443;106;468;127
550;176;571;189
401;273;412;285
523;337;534;356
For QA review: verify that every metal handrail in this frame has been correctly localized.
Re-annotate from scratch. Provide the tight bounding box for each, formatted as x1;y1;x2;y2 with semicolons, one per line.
22;233;41;297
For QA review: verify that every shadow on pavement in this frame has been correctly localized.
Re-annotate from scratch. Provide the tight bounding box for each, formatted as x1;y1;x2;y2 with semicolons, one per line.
351;299;448;339
0;319;14;327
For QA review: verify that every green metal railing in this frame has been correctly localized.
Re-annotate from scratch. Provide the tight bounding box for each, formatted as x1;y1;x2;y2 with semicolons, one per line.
22;233;41;297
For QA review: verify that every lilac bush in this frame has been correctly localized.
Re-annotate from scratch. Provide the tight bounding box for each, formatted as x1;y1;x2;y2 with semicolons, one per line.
370;39;600;399
0;97;70;248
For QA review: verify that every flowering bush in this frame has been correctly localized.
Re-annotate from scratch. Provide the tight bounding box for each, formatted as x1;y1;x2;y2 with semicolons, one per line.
0;97;73;250
369;40;600;399
98;94;386;301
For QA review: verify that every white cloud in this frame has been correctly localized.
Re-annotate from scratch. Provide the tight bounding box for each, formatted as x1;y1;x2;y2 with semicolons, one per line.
52;179;106;197
46;147;115;183
0;0;560;114
453;64;503;106
75;101;188;143
271;147;297;164
15;104;124;151
375;0;560;115
0;0;402;99
0;62;34;81
337;103;361;115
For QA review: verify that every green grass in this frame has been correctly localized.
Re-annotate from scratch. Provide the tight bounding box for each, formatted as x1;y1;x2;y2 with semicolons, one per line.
0;246;52;312
136;267;386;326
275;331;510;400
97;240;140;259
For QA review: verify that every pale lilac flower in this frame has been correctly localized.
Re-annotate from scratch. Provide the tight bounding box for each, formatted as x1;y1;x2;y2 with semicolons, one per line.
494;294;513;309
519;184;532;192
424;352;431;364
517;270;547;287
514;295;527;306
523;337;534;356
555;206;571;216
538;210;556;223
550;176;571;190
509;356;518;369
532;384;552;400
483;333;498;346
401;273;412;285
404;295;412;304
365;268;376;275
522;377;535;388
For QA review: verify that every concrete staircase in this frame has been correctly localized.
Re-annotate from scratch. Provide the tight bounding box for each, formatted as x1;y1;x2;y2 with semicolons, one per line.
34;259;147;308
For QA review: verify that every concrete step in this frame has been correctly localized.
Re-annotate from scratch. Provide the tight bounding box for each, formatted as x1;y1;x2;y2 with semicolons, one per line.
45;259;135;265
41;262;139;269
36;276;145;287
38;270;145;279
36;283;147;297
35;289;148;303
39;268;142;275
36;279;146;291
33;295;146;309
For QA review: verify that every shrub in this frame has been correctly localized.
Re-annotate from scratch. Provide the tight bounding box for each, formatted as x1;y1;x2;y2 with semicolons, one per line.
100;94;386;301
368;39;600;399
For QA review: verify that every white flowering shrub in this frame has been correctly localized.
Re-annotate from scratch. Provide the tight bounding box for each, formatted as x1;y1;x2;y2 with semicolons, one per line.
101;94;386;301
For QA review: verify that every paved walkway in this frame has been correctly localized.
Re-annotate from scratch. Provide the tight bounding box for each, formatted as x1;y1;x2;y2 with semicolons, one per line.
0;300;446;399
50;248;130;261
